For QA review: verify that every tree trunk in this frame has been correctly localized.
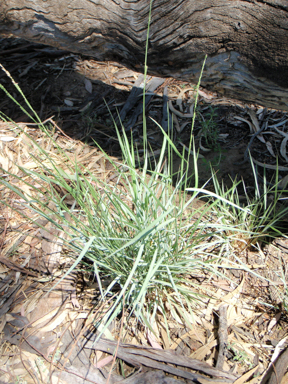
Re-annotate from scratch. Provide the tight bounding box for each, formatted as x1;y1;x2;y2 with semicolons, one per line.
0;0;288;110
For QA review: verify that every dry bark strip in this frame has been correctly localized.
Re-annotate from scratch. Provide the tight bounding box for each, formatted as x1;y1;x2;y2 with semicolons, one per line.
0;1;288;110
116;370;189;384
85;338;238;383
261;346;288;384
0;256;39;277
125;77;165;131
216;304;228;371
119;75;147;123
0;279;23;317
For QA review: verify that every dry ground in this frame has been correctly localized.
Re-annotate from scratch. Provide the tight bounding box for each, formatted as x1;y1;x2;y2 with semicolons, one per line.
0;37;288;384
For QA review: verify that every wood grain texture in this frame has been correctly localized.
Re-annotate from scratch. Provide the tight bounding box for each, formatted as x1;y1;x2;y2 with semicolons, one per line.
0;0;288;109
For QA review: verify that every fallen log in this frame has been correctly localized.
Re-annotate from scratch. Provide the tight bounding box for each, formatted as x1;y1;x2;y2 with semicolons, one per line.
0;0;288;110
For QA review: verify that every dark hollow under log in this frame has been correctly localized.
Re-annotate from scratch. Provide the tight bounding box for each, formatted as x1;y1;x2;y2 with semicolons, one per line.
0;0;288;110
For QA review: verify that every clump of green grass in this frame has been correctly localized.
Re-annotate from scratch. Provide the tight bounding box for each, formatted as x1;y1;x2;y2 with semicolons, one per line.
1;58;287;337
0;61;230;333
199;164;288;249
199;106;220;151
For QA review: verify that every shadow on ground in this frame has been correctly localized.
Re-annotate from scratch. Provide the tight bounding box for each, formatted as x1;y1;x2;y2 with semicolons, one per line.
1;37;281;192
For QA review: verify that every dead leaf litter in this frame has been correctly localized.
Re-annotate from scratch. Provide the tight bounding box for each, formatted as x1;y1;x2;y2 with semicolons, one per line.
0;37;288;383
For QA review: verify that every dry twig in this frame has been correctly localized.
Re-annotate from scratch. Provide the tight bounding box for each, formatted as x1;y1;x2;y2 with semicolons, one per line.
216;304;228;371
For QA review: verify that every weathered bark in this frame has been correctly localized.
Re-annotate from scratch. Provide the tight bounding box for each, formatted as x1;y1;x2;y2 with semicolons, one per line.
0;0;288;110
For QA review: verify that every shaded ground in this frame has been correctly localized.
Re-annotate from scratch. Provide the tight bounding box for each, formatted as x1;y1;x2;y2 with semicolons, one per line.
1;37;288;383
2;37;288;190
2;37;288;188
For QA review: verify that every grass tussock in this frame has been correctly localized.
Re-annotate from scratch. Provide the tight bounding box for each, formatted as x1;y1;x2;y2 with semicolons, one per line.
1;61;288;337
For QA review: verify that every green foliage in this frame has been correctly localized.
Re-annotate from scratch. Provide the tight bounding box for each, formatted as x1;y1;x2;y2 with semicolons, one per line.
0;58;234;336
200;151;227;172
1;103;222;333
199;106;220;151
1;31;287;339
208;164;288;247
228;342;253;368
